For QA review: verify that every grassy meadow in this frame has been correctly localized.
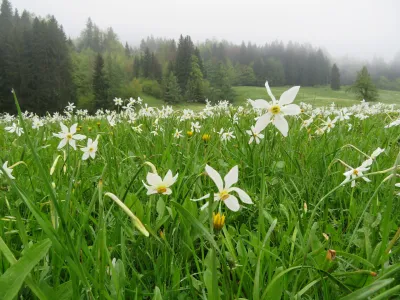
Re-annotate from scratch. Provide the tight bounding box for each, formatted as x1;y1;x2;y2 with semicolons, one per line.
138;86;400;110
0;91;400;299
233;86;400;107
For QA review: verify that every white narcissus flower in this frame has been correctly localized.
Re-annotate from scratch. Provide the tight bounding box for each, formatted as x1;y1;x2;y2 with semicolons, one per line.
173;129;183;138
341;159;372;188
249;81;301;137
66;102;76;112
192;165;253;212
191;122;201;133
300;117;313;130
142;170;178;195
0;161;15;179
81;137;99;160
113;97;123;106
321;117;338;133
5;123;24;136
370;147;384;160
246;126;264;144
53;123;86;150
32;117;44;130
107;115;116;127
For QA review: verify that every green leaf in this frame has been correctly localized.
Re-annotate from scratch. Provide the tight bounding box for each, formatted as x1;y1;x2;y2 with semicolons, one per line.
55;281;73;300
253;219;277;300
153;286;163;300
156;197;166;219
170;201;220;253
339;279;394;300
0;239;52;300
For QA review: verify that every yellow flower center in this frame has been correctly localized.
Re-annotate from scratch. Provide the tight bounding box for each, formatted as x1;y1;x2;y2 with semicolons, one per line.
219;190;230;201
89;147;94;152
352;169;359;175
157;186;167;194
270;105;281;114
328;124;332;128
66;133;73;140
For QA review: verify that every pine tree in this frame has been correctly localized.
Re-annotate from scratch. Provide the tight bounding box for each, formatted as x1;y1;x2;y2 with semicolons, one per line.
124;42;131;57
151;53;162;82
163;72;181;104
185;55;205;102
347;66;378;101
93;53;109;109
207;62;235;102
0;0;14;111
194;47;205;77
132;55;141;78
330;63;340;90
175;35;194;93
142;47;152;78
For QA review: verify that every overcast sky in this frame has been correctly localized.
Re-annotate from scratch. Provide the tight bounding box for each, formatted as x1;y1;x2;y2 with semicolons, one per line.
10;0;400;61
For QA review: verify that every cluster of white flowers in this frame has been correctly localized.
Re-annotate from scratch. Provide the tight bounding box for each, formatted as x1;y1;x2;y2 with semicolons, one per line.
52;123;99;161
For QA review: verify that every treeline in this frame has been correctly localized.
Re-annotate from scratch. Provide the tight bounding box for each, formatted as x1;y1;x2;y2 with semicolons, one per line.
1;0;400;114
0;0;74;113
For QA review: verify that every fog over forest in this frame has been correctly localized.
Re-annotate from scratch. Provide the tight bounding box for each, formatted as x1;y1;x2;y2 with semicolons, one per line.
10;0;400;61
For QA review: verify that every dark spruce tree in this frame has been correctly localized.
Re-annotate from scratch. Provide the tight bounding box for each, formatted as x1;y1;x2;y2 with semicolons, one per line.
142;47;152;78
93;53;109;109
330;63;341;90
151;53;162;82
0;0;14;111
175;35;194;93
132;55;141;78
185;55;205;102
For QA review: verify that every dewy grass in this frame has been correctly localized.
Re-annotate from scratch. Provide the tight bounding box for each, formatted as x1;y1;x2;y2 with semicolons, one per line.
0;85;400;299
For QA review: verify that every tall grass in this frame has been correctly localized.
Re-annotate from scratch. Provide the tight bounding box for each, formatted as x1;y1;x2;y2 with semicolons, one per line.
0;95;399;299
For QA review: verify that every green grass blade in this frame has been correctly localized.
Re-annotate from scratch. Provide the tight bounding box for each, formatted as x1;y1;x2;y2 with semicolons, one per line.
339;279;394;300
0;238;52;300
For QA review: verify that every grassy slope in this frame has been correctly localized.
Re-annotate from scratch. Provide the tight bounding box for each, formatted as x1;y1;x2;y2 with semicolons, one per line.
233;85;400;107
140;86;400;108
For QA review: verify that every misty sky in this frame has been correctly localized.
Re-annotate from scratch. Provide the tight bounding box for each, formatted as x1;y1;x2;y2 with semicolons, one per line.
10;0;400;61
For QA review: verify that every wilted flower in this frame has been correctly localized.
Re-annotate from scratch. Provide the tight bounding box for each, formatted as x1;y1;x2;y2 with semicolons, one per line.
326;249;336;261
0;161;15;180
249;81;301;137
370;147;384;160
53;123;86;150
